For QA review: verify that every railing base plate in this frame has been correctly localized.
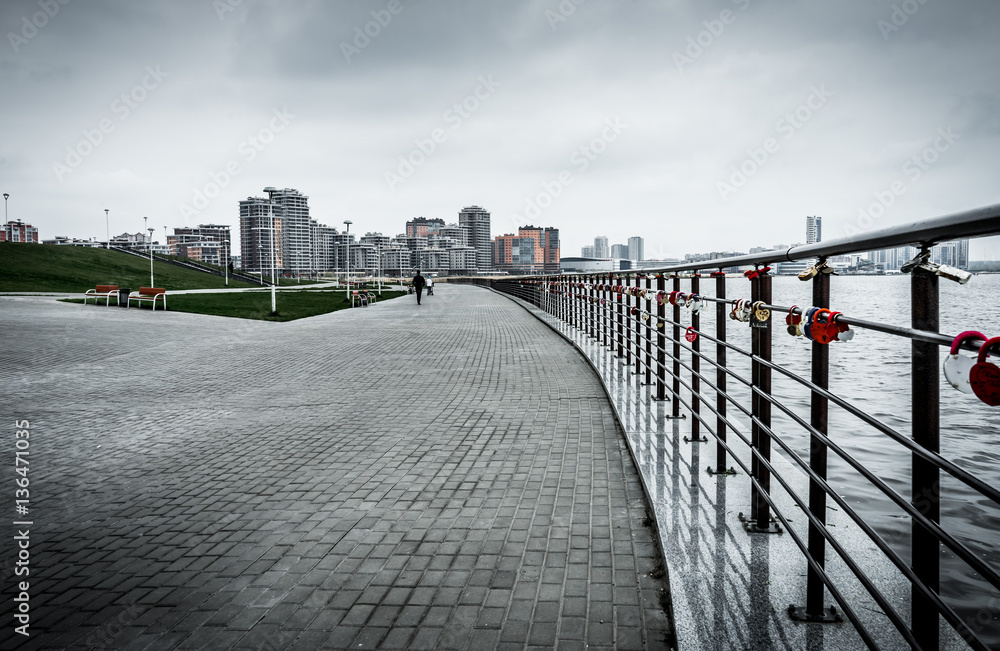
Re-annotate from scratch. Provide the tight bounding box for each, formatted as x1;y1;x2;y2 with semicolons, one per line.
706;466;737;476
786;605;843;624
738;512;782;534
684;436;708;443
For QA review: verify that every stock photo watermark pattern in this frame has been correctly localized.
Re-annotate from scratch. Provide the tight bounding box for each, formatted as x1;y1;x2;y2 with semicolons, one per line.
340;0;412;63
877;0;932;40
716;84;834;202
845;126;959;236
673;0;751;72
384;75;501;193
510;117;627;224
178;107;295;221
7;0;71;53
51;65;169;182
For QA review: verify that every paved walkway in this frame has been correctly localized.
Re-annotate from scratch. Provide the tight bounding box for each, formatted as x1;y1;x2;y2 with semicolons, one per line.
0;285;671;650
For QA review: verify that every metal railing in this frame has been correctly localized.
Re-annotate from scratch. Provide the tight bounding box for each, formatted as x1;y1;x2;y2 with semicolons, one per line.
465;203;1000;650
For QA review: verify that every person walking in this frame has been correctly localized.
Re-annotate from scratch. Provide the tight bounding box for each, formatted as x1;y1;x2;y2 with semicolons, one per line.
426;276;434;296
412;269;426;305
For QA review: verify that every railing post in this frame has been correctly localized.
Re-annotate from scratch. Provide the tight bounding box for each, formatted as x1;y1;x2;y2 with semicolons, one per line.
672;275;681;418
709;271;730;474
912;264;940;647
634;275;642;375
603;274;611;349
655;274;667;401
789;266;841;622
613;278;627;359
625;275;634;367
687;274;706;442
744;269;779;534
583;276;597;337
645;274;652;386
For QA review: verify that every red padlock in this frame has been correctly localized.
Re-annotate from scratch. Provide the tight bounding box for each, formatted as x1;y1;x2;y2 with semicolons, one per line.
970;336;1000;406
810;309;839;345
685;326;697;343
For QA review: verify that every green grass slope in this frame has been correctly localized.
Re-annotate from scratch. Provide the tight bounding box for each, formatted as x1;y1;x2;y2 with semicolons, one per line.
0;242;258;292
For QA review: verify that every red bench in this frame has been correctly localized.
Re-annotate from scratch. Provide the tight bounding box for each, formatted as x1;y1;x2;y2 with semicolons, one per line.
128;287;167;310
84;284;120;306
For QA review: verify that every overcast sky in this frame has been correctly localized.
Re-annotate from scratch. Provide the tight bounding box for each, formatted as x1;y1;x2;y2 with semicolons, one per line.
2;0;999;260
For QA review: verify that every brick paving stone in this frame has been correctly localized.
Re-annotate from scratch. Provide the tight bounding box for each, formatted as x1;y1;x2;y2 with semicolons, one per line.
0;287;672;649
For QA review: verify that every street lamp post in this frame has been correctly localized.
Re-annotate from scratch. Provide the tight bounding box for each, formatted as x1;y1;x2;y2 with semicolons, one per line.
147;227;155;287
344;220;352;299
105;209;109;248
3;193;9;225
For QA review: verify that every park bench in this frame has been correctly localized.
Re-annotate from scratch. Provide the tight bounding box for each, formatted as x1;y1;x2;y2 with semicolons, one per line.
84;284;120;306
128;287;167;310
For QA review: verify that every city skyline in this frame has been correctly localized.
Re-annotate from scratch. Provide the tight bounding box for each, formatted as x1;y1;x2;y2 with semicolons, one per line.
3;1;1000;260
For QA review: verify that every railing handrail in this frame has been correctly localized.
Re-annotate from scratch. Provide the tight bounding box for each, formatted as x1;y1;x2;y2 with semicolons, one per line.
581;202;1000;275
473;238;1000;649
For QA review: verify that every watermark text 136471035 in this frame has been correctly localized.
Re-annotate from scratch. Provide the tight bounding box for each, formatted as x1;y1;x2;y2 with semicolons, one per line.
13;419;32;637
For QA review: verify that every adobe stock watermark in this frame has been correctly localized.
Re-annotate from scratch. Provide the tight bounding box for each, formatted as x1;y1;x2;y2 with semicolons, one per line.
213;0;244;21
341;0;411;63
510;117;627;223
383;75;500;193
673;0;751;73
844;126;959;237
7;0;71;54
84;602;143;650
178;108;295;220
545;0;587;31
716;84;833;202
51;66;169;182
877;0;931;41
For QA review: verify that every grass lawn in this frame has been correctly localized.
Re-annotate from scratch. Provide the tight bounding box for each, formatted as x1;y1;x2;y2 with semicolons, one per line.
61;289;407;322
0;242;259;292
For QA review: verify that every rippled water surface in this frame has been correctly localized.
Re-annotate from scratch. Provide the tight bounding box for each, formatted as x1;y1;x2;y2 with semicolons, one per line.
696;273;1000;645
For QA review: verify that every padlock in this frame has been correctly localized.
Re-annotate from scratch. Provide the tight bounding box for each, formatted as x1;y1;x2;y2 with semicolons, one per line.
944;331;987;394
785;306;803;337
685;326;698;343
802;307;821;341
752;301;770;322
833;312;854;342
810;309;851;345
970;336;1000;406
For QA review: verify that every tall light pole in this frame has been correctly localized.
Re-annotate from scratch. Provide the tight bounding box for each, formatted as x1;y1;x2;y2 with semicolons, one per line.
343;220;352;298
147;227;155;287
105;209;109;248
3;193;9;224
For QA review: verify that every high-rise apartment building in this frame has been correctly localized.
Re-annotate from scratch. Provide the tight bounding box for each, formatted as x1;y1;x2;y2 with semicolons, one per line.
311;220;339;273
167;224;231;266
594;236;609;259
611;244;628;259
806;215;822;245
582;245;595;258
544;227;560;273
459;205;492;271
628;236;644;262
239;196;284;275
268;188;311;273
492;225;560;274
406;217;446;238
240;188;311;275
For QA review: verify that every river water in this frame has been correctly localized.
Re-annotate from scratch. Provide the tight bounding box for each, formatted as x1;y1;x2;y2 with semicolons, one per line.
695;273;1000;646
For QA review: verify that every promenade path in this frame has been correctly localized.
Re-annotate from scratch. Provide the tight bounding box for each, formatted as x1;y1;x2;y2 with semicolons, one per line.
0;284;672;650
